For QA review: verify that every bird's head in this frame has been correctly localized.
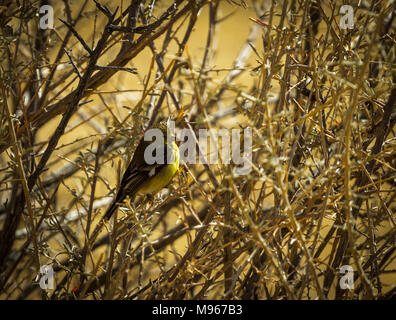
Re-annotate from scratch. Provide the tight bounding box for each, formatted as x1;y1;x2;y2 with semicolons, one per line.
156;116;175;141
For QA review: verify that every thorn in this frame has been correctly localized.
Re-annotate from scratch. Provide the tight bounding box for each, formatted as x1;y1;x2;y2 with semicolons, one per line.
59;18;93;55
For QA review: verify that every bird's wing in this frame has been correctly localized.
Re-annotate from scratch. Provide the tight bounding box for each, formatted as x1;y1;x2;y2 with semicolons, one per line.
114;142;171;200
120;143;172;190
104;140;172;220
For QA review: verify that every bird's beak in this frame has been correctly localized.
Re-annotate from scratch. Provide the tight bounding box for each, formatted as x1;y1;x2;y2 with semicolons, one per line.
166;116;175;141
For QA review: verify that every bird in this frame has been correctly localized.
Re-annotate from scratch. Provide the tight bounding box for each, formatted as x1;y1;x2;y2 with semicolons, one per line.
103;119;179;220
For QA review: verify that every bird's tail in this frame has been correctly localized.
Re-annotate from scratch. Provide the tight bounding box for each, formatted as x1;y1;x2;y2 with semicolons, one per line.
104;199;120;220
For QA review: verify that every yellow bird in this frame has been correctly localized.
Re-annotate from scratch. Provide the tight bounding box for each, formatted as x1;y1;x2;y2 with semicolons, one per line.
104;120;179;219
